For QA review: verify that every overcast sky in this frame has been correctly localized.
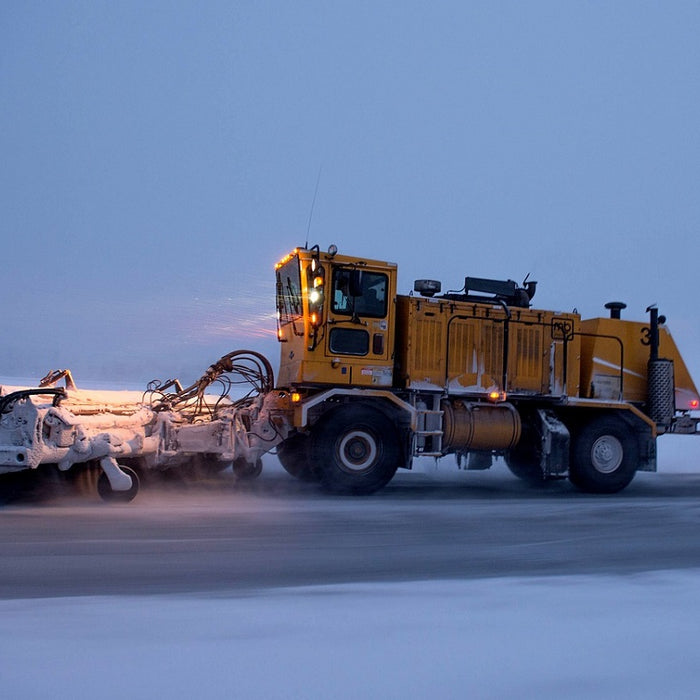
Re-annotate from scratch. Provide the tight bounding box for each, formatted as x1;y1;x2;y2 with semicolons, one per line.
2;1;699;385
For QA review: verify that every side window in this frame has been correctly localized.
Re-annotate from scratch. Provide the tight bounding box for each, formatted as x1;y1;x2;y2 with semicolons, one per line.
331;269;388;318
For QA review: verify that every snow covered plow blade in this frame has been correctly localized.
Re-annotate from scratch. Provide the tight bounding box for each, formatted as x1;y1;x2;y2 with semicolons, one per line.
0;352;293;502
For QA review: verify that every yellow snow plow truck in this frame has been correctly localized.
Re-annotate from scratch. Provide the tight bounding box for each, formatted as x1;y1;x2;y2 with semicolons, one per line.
2;244;699;500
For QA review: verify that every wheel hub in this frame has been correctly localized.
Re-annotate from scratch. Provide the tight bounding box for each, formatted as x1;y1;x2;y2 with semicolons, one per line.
338;430;378;472
590;435;623;474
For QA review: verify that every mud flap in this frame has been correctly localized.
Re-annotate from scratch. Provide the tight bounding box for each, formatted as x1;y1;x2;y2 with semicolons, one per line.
536;410;570;478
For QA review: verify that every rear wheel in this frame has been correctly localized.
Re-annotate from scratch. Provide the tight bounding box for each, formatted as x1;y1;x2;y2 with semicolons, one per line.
312;405;400;495
569;417;638;494
277;433;320;482
505;421;544;484
506;439;544;484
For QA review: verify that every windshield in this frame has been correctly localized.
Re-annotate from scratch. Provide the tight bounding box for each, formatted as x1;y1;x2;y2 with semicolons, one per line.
276;255;303;333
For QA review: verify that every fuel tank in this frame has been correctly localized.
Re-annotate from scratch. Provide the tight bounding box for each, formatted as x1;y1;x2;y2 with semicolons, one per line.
441;400;521;452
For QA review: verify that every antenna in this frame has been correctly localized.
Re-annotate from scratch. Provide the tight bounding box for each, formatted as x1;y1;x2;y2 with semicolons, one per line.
305;165;323;249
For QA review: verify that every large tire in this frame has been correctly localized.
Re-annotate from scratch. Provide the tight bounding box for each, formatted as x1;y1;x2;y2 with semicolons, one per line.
277;433;320;482
505;440;545;484
312;405;400;495
505;420;544;484
569;417;638;494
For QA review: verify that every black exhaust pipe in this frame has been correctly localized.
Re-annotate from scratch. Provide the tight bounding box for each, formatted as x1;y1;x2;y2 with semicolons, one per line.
604;301;627;319
646;305;674;431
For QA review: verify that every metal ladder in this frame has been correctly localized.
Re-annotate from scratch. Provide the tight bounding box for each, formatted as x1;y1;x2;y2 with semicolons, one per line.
414;402;444;457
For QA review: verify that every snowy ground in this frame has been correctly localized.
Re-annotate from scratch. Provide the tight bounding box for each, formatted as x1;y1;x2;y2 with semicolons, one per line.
3;572;700;699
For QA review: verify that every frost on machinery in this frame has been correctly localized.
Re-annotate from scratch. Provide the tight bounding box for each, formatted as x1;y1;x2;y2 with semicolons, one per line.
0;353;293;501
2;244;699;501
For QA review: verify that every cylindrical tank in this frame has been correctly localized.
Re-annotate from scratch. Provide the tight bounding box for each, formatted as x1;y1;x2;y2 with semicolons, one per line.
441;400;521;452
647;358;674;429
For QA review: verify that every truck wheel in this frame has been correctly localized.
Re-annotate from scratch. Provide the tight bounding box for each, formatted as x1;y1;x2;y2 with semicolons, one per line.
505;418;544;484
97;466;140;503
505;439;544;484
277;433;320;482
569;417;638;494
312;405;400;495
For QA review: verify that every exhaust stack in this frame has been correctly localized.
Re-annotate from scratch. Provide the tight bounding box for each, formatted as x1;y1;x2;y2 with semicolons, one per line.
604;301;626;319
646;305;674;431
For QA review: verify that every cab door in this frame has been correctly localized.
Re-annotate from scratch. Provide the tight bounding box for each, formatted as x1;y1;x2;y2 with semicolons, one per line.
324;265;394;387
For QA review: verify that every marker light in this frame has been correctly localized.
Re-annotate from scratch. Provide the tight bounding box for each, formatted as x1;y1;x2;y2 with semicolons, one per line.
275;249;297;269
291;392;301;403
691;400;699;409
488;390;507;402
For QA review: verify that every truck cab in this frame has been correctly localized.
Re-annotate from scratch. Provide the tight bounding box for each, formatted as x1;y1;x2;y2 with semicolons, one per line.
276;245;397;388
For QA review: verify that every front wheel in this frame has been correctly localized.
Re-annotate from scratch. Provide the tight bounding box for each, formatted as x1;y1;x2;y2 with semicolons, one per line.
569;417;638;494
312;405;400;495
277;433;320;482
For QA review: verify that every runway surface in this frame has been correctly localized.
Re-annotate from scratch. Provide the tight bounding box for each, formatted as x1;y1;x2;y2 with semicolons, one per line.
3;461;700;599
